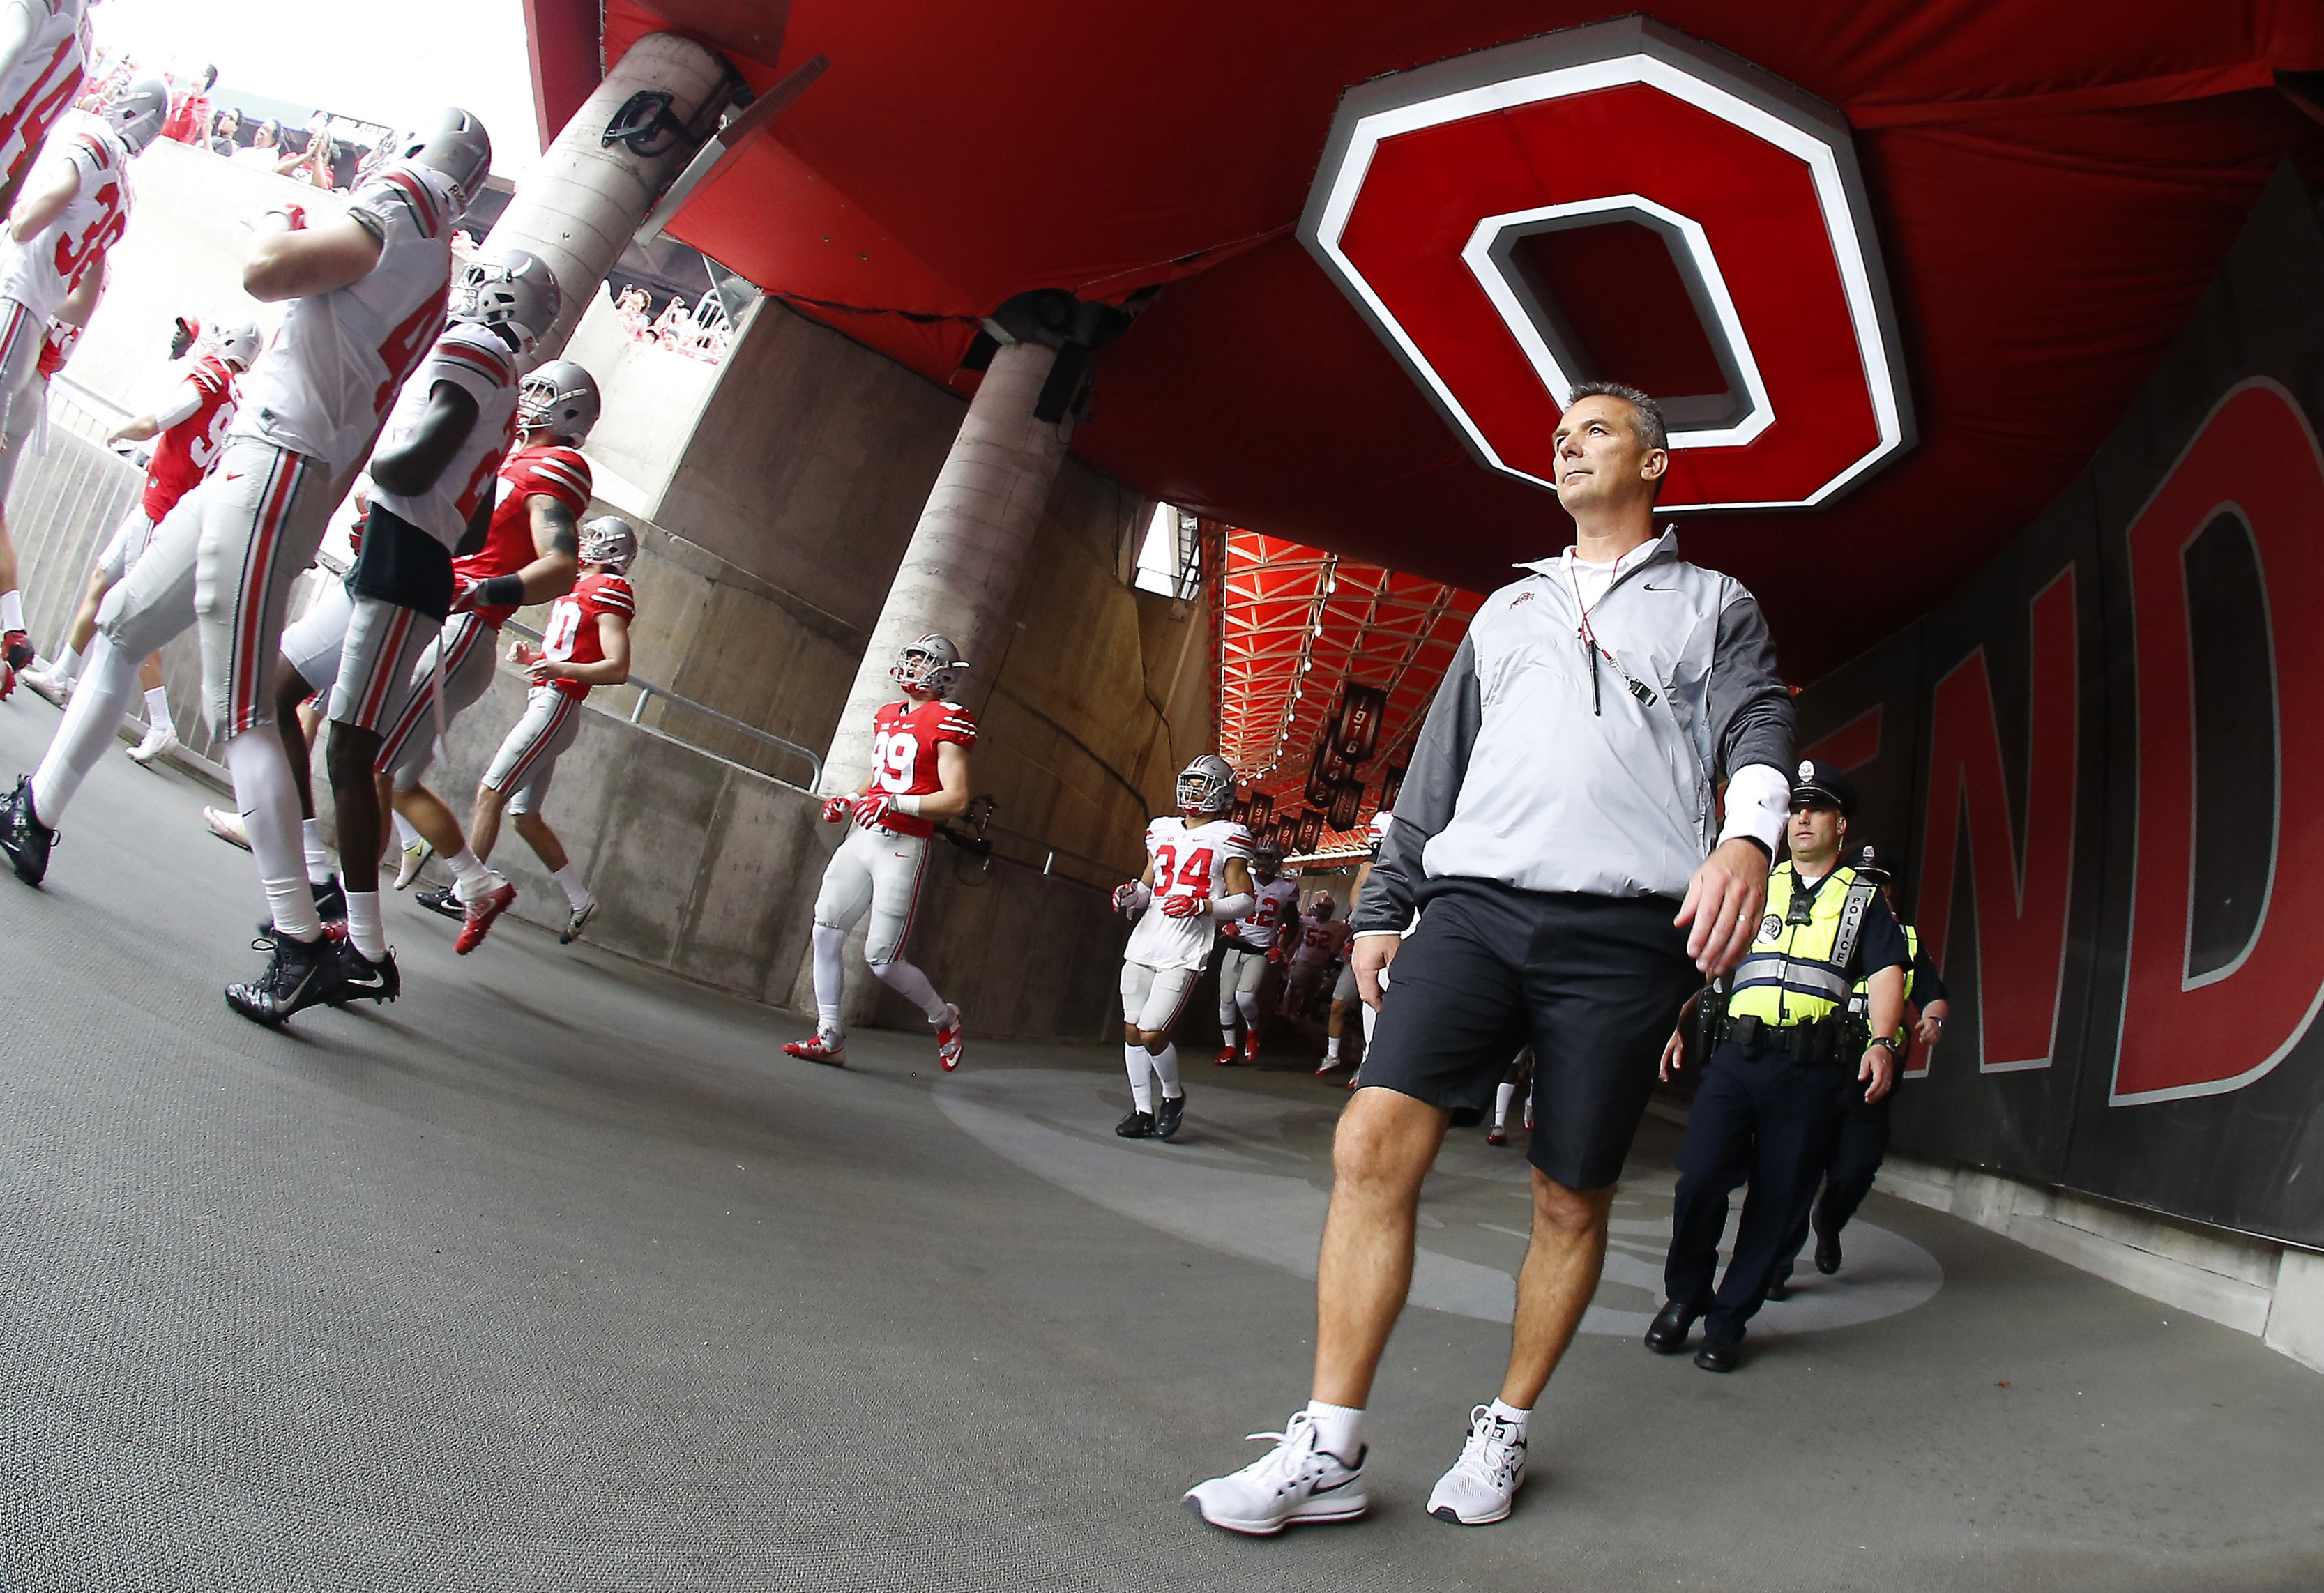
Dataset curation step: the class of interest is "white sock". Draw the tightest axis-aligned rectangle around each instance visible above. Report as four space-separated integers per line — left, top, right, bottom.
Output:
301 817 333 883
344 888 385 960
550 862 591 910
1305 1399 1363 1460
1123 1044 1154 1114
1326 1035 1342 1060
0 588 22 632
51 641 79 682
141 685 170 728
392 809 420 850
1494 1081 1516 1130
447 847 501 903
225 727 319 940
1150 1042 1182 1100
30 634 135 821
1488 1397 1530 1438
872 956 948 1023
810 922 847 1030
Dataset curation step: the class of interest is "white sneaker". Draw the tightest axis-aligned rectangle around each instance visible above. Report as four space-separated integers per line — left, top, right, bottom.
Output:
393 840 434 891
559 897 598 945
18 662 70 706
126 722 178 766
1426 1405 1527 1525
1183 1411 1369 1535
203 805 251 851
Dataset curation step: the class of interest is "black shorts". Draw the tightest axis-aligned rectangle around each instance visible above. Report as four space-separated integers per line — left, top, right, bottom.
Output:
1360 878 1700 1189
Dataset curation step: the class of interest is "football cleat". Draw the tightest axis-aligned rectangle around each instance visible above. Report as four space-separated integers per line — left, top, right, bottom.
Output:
1114 1110 1155 1138
783 1030 846 1067
224 927 344 1027
1 775 56 885
934 1003 964 1071
1314 1055 1341 1077
1214 1043 1240 1067
1243 1029 1263 1063
203 805 251 851
393 839 434 890
413 885 462 920
1183 1412 1369 1535
310 874 347 924
330 943 400 1005
559 897 598 945
126 722 178 766
1486 1125 1509 1146
1 630 30 671
18 660 70 705
1427 1405 1527 1526
453 880 517 954
1155 1093 1185 1141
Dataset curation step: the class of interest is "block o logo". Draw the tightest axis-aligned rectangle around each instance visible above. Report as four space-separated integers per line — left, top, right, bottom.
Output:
1298 18 1915 512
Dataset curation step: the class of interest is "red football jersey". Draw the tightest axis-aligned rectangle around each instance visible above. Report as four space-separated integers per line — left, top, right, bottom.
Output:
141 353 237 520
455 441 592 627
540 570 634 701
865 698 978 838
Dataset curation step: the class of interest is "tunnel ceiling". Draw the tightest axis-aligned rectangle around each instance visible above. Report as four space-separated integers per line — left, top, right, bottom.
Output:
531 0 2324 682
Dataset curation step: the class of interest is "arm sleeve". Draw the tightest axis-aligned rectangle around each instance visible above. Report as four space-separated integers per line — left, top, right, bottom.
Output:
1707 584 1795 783
1717 761 1790 857
1913 943 1950 1004
150 374 206 432
1351 632 1480 936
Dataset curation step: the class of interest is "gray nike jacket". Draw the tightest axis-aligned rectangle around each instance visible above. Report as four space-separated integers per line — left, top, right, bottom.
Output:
1351 529 1795 934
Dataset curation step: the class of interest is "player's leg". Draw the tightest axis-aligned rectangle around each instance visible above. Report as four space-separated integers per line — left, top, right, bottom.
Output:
861 831 963 1068
274 580 353 907
1238 948 1268 1060
1132 963 1199 1140
124 648 179 765
788 825 878 1063
1214 946 1248 1065
20 525 124 700
447 686 572 954
1321 959 1362 1074
0 300 45 680
384 617 498 907
499 710 593 943
326 594 440 967
1117 961 1160 1134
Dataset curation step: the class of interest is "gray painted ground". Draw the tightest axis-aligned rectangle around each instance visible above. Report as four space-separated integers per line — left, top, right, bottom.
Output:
3 694 2321 1592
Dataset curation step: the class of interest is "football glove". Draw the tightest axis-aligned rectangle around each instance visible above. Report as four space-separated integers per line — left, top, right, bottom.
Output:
820 796 850 824
1160 894 1207 920
448 576 482 613
1111 881 1143 914
851 793 894 830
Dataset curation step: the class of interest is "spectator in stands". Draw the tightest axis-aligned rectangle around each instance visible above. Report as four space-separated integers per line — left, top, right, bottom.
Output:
233 119 281 168
278 112 335 188
206 109 240 157
650 295 690 346
162 66 217 146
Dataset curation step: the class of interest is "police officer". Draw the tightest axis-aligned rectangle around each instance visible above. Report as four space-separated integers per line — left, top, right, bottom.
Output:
1766 842 1949 1296
1646 760 1910 1371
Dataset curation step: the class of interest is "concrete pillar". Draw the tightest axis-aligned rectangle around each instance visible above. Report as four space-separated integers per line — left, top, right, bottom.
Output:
821 338 1071 795
480 32 732 360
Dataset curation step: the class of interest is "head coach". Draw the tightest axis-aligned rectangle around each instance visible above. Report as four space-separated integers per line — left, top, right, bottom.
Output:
1183 383 1796 1535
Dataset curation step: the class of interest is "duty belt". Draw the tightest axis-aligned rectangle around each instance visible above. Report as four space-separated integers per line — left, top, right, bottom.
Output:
1714 1012 1851 1065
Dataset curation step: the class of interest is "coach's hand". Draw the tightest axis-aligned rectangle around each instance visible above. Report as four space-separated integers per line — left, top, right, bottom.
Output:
1676 837 1770 977
1657 1026 1687 1082
1351 933 1398 1009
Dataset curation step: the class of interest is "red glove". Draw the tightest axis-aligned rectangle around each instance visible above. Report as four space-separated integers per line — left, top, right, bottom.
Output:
1111 882 1142 913
851 793 894 830
1161 893 1207 920
1268 943 1286 966
266 201 308 231
820 796 850 824
448 575 482 613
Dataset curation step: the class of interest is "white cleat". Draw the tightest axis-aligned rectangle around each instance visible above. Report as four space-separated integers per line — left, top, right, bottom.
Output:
393 839 434 890
126 722 179 767
559 897 598 945
934 1002 964 1071
1183 1412 1369 1536
17 662 70 706
203 805 251 851
1426 1405 1527 1526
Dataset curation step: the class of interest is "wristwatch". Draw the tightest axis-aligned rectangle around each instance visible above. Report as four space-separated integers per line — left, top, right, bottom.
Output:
1869 1035 1903 1055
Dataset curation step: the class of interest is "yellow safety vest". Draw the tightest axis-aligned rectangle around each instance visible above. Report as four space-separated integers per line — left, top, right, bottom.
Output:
1845 923 1918 1044
1727 862 1882 1029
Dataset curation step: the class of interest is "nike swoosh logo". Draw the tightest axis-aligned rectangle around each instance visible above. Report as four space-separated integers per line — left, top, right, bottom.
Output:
1643 581 1676 591
225 472 244 480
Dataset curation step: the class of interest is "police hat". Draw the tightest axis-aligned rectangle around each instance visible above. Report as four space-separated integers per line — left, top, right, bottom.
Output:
1790 758 1857 818
1848 842 1894 883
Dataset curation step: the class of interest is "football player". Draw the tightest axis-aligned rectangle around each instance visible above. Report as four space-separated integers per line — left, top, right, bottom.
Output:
1487 1048 1535 1147
0 109 488 1031
0 0 93 215
447 513 636 949
1282 892 1351 1032
391 358 593 896
0 73 160 699
6 259 100 701
1213 839 1297 1065
271 247 551 991
782 634 975 1071
1109 754 1256 1140
23 314 261 770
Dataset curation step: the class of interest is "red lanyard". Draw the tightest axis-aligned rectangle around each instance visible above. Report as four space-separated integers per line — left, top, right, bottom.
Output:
1566 561 1659 715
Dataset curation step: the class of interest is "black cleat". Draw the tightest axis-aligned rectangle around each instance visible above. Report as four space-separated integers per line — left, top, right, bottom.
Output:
1644 1298 1699 1354
1 775 56 886
330 943 400 1005
311 874 347 924
1155 1093 1185 1141
414 885 462 922
1693 1336 1744 1373
224 927 344 1028
1115 1110 1155 1138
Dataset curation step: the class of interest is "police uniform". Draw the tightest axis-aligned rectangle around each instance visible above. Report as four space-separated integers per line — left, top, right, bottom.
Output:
1654 761 1909 1361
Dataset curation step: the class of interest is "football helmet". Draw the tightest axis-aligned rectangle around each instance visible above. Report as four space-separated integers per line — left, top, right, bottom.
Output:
395 107 492 213
891 634 966 696
517 360 599 441
579 515 638 574
1176 754 1237 817
450 248 561 355
208 317 262 371
105 76 171 155
1251 841 1282 880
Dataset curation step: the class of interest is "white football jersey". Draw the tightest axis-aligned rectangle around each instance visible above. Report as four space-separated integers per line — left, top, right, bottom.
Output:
1231 877 1301 949
367 321 519 548
0 121 124 319
231 162 457 474
0 4 89 201
1125 816 1254 973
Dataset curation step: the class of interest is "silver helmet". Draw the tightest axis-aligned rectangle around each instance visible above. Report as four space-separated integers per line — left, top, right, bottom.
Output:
1252 841 1283 878
578 515 637 574
395 107 491 212
450 247 561 356
891 634 966 696
106 75 172 155
516 359 598 441
1176 754 1237 816
208 317 263 370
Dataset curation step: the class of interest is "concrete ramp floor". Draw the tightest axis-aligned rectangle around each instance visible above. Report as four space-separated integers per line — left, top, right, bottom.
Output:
2 696 2321 1592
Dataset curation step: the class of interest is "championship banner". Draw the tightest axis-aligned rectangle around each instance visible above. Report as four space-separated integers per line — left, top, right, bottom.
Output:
1334 683 1388 763
1380 765 1406 814
1245 791 1273 829
1326 778 1366 832
1294 810 1326 855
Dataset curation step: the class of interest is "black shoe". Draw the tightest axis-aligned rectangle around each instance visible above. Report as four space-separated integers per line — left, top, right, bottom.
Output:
225 927 344 1028
415 885 462 921
1693 1336 1744 1373
1644 1298 1699 1354
0 775 55 886
1815 1230 1843 1276
331 942 399 1005
1115 1110 1155 1138
311 874 347 924
1765 1270 1793 1302
1155 1094 1185 1141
